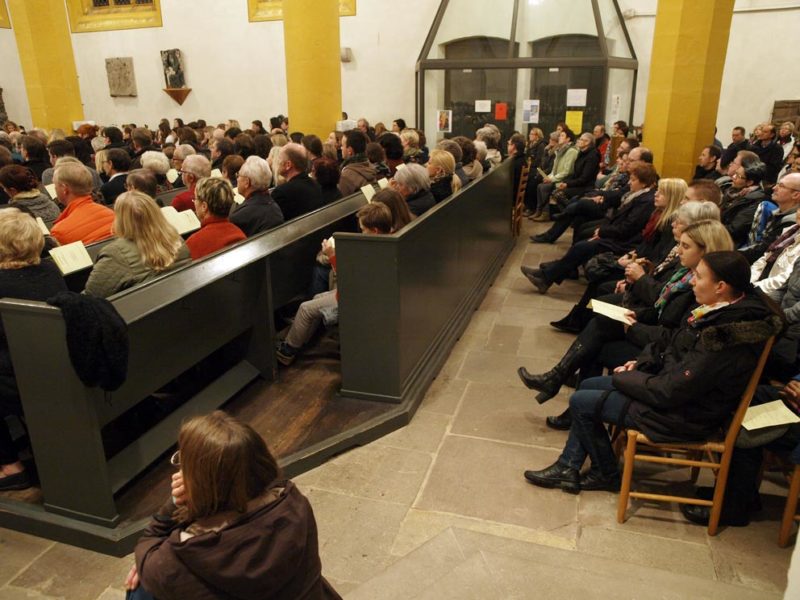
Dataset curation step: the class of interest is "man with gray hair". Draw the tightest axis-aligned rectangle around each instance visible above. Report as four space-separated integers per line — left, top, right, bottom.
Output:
271 142 323 221
230 155 284 236
172 154 211 212
391 163 435 216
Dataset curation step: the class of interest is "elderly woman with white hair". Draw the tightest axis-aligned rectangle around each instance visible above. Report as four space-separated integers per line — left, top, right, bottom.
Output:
230 155 284 237
140 151 171 193
391 163 436 217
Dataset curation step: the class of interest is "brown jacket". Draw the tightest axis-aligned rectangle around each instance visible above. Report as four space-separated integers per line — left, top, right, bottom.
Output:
135 480 341 600
337 159 377 197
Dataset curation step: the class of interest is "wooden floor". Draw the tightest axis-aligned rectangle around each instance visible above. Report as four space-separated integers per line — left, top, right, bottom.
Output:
0 334 396 533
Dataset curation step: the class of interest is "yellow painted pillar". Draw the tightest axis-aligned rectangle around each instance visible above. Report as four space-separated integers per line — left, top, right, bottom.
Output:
643 0 734 178
8 0 84 131
282 0 341 138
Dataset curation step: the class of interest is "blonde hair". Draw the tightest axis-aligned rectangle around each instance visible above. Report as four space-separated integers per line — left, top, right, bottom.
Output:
400 130 419 148
0 208 44 268
195 177 234 217
94 149 107 175
428 148 461 194
113 191 184 271
683 219 734 255
656 178 687 230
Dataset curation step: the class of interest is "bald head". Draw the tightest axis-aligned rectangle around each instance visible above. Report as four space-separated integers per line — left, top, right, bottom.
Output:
774 173 800 211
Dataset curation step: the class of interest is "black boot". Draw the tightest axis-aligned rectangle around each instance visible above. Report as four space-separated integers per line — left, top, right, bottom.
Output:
524 461 580 493
545 408 572 430
549 305 584 334
517 341 588 403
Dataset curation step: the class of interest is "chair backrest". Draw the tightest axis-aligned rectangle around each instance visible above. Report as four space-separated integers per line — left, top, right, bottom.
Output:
723 336 775 447
511 159 530 236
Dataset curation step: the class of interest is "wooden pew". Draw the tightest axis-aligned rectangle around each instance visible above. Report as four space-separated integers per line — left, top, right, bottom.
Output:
335 159 513 404
0 192 367 539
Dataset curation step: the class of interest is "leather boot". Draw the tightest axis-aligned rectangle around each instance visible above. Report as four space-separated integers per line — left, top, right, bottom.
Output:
545 407 572 431
517 340 588 403
524 461 580 493
549 305 583 334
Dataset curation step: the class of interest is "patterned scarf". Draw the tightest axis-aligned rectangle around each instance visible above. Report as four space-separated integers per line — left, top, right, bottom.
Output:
653 245 679 276
762 224 800 270
654 266 693 315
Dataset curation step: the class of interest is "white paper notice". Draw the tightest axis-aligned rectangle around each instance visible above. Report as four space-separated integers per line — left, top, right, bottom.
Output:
566 88 588 107
378 178 389 190
45 184 57 199
35 217 49 235
232 187 245 204
522 99 540 123
161 206 201 235
742 400 800 431
589 299 635 325
361 184 376 202
210 168 223 179
475 100 491 113
49 241 93 274
611 94 622 122
166 168 179 184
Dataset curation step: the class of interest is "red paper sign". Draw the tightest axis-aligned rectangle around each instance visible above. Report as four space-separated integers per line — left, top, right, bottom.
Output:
495 102 508 120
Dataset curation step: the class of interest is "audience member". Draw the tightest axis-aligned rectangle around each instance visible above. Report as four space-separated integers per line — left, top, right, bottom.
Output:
20 135 49 181
130 128 156 169
210 138 234 171
391 163 435 217
719 126 749 171
301 134 323 162
694 145 721 180
0 208 67 491
125 411 340 600
312 157 342 205
532 129 578 221
100 148 132 205
338 130 377 196
271 143 324 221
172 154 211 212
0 165 61 227
222 154 244 187
186 177 246 260
427 148 461 203
378 133 404 176
84 191 190 298
230 156 284 237
750 123 784 184
126 169 159 200
50 162 114 245
366 142 391 180
720 160 767 246
372 188 414 232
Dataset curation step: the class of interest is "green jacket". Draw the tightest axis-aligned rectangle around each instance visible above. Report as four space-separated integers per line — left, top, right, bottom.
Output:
549 144 579 183
84 237 191 299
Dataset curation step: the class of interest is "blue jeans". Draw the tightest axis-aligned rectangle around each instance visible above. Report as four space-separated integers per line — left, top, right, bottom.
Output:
126 586 156 600
558 376 636 475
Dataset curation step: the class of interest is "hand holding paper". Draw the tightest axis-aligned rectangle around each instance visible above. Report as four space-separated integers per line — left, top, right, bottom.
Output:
589 299 636 325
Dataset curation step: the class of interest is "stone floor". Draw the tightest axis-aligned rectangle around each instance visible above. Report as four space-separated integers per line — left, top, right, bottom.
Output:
0 219 795 599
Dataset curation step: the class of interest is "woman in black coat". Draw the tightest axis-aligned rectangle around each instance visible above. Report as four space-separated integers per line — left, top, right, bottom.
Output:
523 251 784 493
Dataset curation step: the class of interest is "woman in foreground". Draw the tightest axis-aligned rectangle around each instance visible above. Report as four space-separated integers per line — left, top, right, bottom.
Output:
125 411 340 600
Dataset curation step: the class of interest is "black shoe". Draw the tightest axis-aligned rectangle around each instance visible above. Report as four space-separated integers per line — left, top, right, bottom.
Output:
679 502 750 527
275 342 299 366
579 469 620 492
517 367 561 403
0 470 31 491
530 233 554 244
524 462 580 493
549 315 582 334
520 265 543 279
545 408 572 430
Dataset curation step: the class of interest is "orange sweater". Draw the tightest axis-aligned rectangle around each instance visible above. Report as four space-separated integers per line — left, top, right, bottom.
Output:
50 196 115 245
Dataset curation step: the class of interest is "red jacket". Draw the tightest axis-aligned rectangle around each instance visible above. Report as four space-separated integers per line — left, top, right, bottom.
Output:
172 188 195 212
186 215 246 260
50 195 114 245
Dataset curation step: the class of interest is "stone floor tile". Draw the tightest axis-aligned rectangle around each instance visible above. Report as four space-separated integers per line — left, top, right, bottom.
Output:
419 377 468 416
293 443 431 506
456 349 552 386
414 436 578 533
483 323 523 355
450 382 569 449
577 525 716 579
305 488 409 584
0 587 61 599
413 552 504 600
346 528 465 600
494 303 572 327
460 309 496 338
325 577 360 597
477 287 508 312
517 325 574 360
390 509 577 558
96 588 125 600
375 409 451 454
0 529 55 588
10 544 131 600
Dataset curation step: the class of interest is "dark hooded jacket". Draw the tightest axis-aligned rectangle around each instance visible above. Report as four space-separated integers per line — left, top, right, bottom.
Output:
135 480 341 600
720 186 768 247
612 293 783 442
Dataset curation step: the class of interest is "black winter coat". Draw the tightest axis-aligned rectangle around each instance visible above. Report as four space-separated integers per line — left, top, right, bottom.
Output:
613 294 783 442
721 187 767 248
597 188 656 247
562 148 600 191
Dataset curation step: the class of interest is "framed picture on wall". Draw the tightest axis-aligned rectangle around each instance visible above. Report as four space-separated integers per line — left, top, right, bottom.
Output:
437 110 452 133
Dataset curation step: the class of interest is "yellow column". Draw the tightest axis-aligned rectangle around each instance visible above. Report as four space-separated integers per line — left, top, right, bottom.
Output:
643 0 734 179
282 0 341 139
8 0 84 131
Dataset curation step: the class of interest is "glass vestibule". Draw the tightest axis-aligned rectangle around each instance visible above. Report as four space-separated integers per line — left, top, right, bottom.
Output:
417 0 637 142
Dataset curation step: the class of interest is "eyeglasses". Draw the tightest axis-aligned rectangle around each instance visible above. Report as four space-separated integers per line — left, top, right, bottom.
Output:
170 450 180 466
777 182 800 193
731 172 745 180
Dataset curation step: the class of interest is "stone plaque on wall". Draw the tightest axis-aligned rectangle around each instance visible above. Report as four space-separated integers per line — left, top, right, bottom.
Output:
0 88 7 124
105 57 137 97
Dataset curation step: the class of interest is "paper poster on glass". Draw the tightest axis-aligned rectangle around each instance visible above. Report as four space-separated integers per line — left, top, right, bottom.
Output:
475 100 491 113
437 110 452 133
522 99 540 123
566 88 587 107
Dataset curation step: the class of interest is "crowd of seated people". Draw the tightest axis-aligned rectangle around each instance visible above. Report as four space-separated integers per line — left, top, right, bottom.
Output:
513 118 800 531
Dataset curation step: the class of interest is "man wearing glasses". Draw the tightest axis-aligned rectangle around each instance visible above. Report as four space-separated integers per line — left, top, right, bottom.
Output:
172 154 211 213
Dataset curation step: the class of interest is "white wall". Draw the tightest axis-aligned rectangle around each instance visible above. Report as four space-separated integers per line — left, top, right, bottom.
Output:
619 0 800 145
0 27 32 127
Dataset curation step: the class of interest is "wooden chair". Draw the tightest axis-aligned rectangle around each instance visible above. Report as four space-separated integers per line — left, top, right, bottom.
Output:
617 337 774 536
511 159 530 237
780 462 800 546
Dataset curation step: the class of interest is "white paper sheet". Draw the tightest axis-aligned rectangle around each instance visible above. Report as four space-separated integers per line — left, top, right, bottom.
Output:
161 206 201 235
378 178 389 189
210 169 223 178
232 187 245 204
566 88 588 107
35 217 49 235
742 400 800 431
589 299 635 324
361 184 376 202
166 168 179 184
45 183 57 199
475 100 491 113
49 241 93 274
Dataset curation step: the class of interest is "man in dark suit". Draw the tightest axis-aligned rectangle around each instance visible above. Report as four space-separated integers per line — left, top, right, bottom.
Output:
271 143 323 221
100 148 131 205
